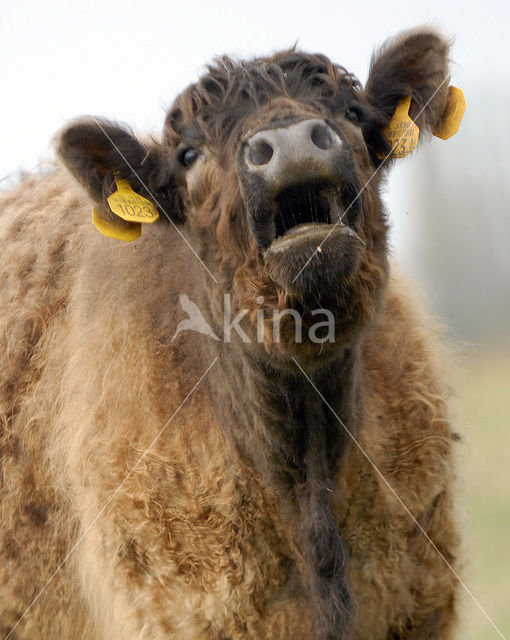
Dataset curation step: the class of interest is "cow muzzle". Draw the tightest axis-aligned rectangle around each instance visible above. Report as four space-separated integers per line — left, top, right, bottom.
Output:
245 118 343 191
239 118 364 298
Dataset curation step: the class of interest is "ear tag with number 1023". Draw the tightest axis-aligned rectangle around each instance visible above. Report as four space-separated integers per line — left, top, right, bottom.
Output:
379 95 419 159
107 178 159 223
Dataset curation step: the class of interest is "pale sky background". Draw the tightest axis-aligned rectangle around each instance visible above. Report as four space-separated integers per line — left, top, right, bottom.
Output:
1 0 509 337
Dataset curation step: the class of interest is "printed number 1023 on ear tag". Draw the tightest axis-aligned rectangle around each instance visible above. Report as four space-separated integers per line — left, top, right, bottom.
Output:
379 95 419 159
107 179 159 223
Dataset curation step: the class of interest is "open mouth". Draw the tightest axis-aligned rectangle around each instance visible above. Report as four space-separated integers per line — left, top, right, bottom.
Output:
273 182 341 238
258 180 365 297
264 180 361 254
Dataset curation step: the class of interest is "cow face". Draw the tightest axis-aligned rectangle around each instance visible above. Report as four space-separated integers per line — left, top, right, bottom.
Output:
57 29 451 358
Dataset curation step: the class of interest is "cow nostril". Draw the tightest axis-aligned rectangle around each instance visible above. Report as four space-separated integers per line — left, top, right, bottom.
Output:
248 140 273 166
311 123 332 151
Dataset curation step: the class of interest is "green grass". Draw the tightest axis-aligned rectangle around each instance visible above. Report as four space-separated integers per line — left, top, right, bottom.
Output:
457 349 510 640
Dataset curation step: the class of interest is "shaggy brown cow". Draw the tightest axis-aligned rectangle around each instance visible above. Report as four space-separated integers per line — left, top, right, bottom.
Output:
0 28 462 640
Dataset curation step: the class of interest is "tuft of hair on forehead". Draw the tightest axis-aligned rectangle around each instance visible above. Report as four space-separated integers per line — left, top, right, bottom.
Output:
165 49 362 145
205 48 361 101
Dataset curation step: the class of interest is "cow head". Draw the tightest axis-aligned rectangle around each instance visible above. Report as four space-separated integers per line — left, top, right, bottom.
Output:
57 28 452 361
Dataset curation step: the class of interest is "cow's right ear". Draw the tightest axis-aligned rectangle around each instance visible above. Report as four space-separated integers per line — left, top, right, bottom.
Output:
56 118 183 226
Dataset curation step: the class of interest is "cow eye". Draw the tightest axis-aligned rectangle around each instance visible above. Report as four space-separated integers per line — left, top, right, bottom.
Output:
345 108 360 123
180 148 199 168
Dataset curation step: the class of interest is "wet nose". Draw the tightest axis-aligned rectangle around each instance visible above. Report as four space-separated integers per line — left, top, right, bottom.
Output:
244 119 342 190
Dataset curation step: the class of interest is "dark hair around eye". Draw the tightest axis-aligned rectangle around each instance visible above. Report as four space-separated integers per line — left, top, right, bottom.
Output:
179 148 199 168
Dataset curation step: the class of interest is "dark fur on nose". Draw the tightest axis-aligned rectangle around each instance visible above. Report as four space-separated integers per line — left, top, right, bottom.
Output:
245 119 342 193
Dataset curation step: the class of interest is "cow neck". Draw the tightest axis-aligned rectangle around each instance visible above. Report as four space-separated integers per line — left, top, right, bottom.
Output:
209 341 362 493
207 339 363 640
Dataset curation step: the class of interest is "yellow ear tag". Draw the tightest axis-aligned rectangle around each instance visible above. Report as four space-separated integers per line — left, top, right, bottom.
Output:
107 178 159 223
379 95 419 159
433 86 466 140
92 207 141 242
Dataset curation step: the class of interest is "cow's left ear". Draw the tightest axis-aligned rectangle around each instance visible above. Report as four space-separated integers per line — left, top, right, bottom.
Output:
56 118 183 229
362 28 453 162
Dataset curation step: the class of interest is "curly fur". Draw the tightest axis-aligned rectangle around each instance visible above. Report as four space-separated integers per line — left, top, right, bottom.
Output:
1 27 461 640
